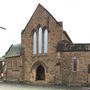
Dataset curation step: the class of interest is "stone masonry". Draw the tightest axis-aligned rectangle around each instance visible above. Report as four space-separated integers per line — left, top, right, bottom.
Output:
3 4 90 86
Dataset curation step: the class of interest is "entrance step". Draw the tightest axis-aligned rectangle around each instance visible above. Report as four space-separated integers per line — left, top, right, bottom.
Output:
32 80 47 85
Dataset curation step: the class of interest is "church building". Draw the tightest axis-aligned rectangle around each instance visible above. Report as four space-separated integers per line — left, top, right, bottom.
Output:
3 4 90 86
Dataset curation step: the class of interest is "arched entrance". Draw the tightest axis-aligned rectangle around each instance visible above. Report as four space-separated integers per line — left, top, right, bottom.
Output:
36 65 45 80
31 61 47 81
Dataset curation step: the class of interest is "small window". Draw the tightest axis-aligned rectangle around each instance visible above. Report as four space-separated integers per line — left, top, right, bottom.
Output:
72 57 77 71
88 64 90 74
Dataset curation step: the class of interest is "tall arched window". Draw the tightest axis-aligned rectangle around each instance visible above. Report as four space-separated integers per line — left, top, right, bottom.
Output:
33 32 37 54
38 27 42 54
33 27 48 55
44 29 48 53
72 57 77 71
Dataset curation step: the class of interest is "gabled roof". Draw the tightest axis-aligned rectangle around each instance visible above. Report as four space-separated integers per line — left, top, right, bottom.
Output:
5 44 21 58
21 4 72 42
22 4 63 34
63 31 72 43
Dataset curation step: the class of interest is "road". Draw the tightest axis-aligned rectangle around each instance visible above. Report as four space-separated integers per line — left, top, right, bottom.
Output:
0 82 89 90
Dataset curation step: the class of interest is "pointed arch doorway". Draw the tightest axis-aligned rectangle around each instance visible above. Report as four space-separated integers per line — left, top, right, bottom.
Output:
31 61 47 81
36 65 45 80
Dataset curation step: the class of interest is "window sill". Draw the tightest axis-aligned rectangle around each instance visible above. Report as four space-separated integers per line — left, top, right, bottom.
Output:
32 53 48 57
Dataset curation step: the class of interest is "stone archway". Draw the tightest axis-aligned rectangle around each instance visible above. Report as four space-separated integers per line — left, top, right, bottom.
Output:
31 61 47 81
36 65 45 80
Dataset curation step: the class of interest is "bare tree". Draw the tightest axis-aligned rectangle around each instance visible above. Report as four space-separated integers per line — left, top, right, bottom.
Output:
0 26 6 30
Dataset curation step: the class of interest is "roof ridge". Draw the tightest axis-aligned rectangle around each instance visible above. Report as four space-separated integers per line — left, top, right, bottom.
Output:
22 3 62 34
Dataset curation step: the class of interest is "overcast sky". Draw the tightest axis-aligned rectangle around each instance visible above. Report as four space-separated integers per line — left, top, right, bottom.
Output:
0 0 90 56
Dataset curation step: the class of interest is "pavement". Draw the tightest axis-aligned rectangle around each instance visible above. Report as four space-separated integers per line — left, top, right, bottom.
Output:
0 81 90 90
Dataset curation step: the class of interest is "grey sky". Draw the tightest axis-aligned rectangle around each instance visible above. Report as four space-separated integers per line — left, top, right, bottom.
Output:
0 0 90 56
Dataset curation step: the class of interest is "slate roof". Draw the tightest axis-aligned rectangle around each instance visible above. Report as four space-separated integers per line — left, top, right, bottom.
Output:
0 57 5 61
5 44 21 58
56 43 90 51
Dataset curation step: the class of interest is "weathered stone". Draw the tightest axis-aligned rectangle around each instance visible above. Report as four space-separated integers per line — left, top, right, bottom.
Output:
3 4 90 86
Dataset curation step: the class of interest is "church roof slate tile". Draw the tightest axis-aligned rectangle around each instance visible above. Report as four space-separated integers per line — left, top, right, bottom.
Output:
5 44 21 58
0 57 5 61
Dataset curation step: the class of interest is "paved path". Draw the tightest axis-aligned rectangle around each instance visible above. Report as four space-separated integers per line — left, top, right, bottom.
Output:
0 82 90 90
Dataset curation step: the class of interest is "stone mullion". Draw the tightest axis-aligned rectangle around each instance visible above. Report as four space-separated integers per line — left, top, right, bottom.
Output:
42 30 44 54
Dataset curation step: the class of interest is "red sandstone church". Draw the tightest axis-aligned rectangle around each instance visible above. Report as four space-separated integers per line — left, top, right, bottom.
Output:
2 4 90 86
